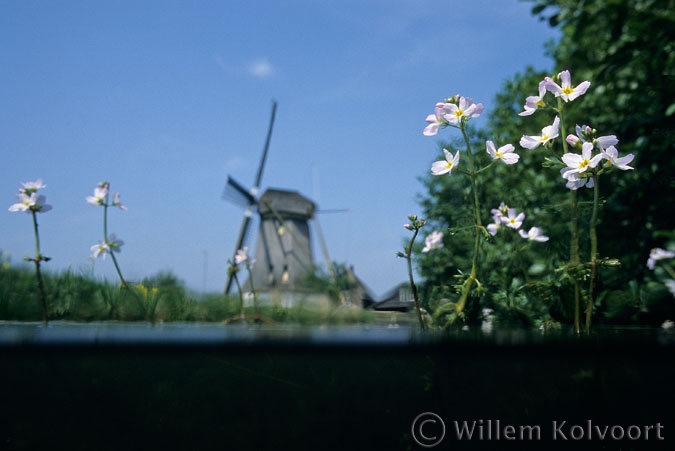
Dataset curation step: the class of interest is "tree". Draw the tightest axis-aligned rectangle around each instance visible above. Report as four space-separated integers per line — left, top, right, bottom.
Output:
416 0 675 326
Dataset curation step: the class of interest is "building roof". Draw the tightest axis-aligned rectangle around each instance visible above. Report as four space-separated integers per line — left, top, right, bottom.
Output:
258 188 315 219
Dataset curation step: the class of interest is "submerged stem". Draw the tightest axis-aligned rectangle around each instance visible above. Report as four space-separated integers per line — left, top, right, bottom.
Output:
586 172 600 332
558 98 582 335
31 210 48 324
405 227 426 331
454 124 482 318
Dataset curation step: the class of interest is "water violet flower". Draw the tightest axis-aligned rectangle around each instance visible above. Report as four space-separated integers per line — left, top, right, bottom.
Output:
422 231 444 253
518 80 547 116
544 70 591 102
519 226 550 242
520 116 560 149
9 192 52 213
647 248 675 270
442 96 484 125
601 145 634 170
501 208 525 230
486 140 519 164
431 148 460 176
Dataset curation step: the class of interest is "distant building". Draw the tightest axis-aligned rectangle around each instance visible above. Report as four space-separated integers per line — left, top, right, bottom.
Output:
370 283 415 312
342 265 377 309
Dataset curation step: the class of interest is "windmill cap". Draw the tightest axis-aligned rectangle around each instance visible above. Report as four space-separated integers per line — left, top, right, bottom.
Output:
259 188 315 218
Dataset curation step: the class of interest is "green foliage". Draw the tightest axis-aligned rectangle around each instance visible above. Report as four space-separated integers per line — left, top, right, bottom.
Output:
415 0 675 327
299 262 358 304
0 263 374 325
527 0 675 278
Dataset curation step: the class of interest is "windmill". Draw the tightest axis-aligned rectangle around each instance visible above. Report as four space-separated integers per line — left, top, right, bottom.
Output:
223 101 319 296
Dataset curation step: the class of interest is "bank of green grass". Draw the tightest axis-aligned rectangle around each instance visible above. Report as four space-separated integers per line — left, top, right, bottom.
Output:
0 264 375 324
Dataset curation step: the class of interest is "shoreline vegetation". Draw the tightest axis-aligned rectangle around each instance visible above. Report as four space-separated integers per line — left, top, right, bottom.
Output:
0 264 376 325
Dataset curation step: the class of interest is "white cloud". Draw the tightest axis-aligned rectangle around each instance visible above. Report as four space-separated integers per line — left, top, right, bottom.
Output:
248 57 275 79
214 55 277 80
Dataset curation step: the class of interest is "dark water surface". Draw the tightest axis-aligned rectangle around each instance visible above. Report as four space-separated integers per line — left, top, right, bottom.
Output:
0 322 673 450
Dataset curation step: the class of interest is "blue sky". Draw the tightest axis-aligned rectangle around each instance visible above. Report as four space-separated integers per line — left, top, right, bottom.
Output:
1 0 559 298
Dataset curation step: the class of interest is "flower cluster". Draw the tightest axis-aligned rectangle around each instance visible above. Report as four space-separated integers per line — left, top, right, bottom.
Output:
517 70 634 190
426 96 521 176
87 182 127 260
486 202 549 242
8 179 52 214
560 129 633 190
423 95 484 136
86 182 127 210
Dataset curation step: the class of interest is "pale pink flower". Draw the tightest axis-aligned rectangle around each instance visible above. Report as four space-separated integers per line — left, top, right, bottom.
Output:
601 145 634 171
647 248 675 270
544 70 591 102
560 168 595 190
519 226 549 242
520 116 560 149
431 149 460 176
90 241 111 260
487 222 501 236
19 178 47 195
486 140 519 165
422 231 444 253
501 208 525 230
442 96 483 125
423 103 450 136
9 192 52 213
234 247 249 265
86 185 109 206
518 80 547 116
111 192 128 211
561 142 603 180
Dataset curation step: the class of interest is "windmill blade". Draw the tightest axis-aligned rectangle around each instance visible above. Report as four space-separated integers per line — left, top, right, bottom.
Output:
313 214 346 305
224 100 277 295
223 176 256 207
253 100 277 190
225 206 255 295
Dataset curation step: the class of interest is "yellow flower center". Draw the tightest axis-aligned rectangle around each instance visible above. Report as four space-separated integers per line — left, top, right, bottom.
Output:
579 158 591 169
455 109 465 118
562 86 575 96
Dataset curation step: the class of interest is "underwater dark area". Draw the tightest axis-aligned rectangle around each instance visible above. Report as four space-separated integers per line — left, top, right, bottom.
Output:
0 323 673 451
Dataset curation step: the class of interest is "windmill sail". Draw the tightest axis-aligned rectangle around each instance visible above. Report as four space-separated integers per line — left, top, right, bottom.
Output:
224 101 277 295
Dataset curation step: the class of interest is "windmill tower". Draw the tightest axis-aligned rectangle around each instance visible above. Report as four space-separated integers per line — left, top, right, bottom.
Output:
250 188 315 291
223 101 318 298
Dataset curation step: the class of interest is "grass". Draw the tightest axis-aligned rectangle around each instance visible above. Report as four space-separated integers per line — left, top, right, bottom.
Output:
0 264 376 324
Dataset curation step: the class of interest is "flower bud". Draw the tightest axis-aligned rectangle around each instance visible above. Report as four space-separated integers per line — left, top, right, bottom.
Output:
566 134 581 148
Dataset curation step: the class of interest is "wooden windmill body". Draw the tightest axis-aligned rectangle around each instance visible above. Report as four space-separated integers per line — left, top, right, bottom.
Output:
223 101 322 303
248 188 316 292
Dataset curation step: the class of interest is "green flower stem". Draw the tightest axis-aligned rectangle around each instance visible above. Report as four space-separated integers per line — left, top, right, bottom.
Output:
557 97 582 334
30 210 48 324
404 227 426 330
109 252 131 291
102 202 131 291
586 172 600 332
454 124 482 317
232 270 246 320
245 265 259 314
662 263 675 280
